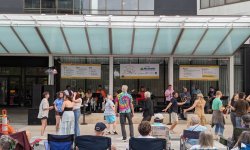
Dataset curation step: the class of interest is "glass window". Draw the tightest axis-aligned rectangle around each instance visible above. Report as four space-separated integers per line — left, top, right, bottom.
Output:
200 0 210 8
98 0 106 10
226 0 241 4
0 67 21 75
82 0 90 10
123 0 138 10
41 0 56 8
107 0 122 10
210 0 225 7
139 0 154 10
25 67 47 76
58 0 73 9
234 50 243 65
24 0 40 8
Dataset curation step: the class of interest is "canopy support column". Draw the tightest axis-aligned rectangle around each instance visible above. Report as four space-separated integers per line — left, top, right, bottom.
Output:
228 56 234 99
109 56 114 96
48 55 54 85
168 56 174 86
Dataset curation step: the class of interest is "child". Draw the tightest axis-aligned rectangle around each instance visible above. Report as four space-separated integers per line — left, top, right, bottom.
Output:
37 91 53 136
104 95 118 135
162 92 187 134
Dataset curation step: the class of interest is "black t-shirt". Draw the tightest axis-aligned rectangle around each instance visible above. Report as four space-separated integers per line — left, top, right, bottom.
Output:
170 98 178 113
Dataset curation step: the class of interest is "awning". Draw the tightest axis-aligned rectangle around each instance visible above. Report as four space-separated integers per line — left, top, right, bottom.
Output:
0 14 250 56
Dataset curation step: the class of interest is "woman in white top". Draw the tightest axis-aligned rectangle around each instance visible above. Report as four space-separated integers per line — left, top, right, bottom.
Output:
190 131 217 149
73 92 82 137
37 91 53 136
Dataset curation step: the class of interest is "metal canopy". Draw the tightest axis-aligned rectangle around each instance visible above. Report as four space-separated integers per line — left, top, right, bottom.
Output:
0 14 250 56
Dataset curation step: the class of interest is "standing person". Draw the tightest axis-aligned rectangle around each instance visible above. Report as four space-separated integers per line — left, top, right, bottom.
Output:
104 94 118 135
37 91 53 136
136 86 146 105
162 92 187 133
140 91 154 122
54 91 64 133
60 95 75 135
96 85 107 111
184 93 206 125
73 92 82 137
115 85 134 142
211 91 225 139
85 89 93 112
230 92 249 128
64 85 73 97
164 85 174 105
228 93 239 128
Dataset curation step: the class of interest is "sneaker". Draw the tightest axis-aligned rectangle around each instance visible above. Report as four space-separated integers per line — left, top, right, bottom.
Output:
122 138 127 142
113 131 118 135
106 131 111 135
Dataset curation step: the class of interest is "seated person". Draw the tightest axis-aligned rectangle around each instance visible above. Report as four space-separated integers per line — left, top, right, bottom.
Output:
0 119 15 135
232 131 250 150
190 131 217 149
94 122 116 150
182 116 207 147
0 135 17 150
242 114 250 128
151 114 170 138
138 121 155 138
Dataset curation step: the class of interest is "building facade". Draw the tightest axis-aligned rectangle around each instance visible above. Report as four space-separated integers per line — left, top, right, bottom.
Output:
0 0 249 108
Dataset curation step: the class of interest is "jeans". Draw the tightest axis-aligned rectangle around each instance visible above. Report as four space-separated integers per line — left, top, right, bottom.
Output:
120 113 134 139
73 109 81 137
235 116 242 128
97 99 103 110
230 112 237 128
215 123 224 136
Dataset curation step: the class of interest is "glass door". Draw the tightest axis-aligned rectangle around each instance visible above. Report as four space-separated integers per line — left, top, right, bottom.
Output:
0 78 7 105
9 77 21 106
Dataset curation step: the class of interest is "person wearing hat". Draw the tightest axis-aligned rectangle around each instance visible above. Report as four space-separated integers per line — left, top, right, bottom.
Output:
94 122 107 136
184 93 206 126
94 122 117 150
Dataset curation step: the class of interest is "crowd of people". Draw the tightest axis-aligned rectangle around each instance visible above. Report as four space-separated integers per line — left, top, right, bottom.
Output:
2 83 250 150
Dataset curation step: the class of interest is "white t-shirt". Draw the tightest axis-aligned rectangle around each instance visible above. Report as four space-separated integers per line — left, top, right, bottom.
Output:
37 98 49 118
190 145 217 149
73 98 82 110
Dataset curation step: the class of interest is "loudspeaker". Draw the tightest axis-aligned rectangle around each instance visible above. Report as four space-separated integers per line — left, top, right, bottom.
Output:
28 108 56 125
43 85 55 106
32 84 43 109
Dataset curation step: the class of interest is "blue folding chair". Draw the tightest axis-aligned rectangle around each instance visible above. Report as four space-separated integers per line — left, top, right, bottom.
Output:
75 135 111 150
47 134 74 150
129 137 167 150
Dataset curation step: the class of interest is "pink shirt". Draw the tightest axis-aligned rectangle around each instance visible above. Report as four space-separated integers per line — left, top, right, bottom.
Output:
165 89 174 101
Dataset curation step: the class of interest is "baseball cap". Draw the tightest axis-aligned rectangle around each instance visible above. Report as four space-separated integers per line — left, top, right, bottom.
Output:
154 113 164 120
95 122 107 132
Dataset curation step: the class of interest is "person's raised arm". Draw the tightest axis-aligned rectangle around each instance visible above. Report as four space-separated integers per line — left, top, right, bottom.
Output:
162 102 172 112
184 100 198 113
178 100 187 106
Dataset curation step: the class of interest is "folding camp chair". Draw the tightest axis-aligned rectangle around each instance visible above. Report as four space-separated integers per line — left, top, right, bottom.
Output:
129 137 167 150
0 131 32 150
180 130 201 150
75 135 111 150
47 134 74 150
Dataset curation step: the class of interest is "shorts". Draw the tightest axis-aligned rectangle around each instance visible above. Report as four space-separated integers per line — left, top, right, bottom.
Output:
171 112 178 123
40 117 48 120
105 115 116 124
55 112 63 116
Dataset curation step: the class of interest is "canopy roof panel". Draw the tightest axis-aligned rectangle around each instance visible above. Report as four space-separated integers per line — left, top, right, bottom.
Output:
0 14 250 56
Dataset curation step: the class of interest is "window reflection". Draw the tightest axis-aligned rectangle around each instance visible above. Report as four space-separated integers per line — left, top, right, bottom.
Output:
201 0 250 9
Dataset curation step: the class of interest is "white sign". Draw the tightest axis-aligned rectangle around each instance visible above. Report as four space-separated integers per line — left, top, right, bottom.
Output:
179 65 219 81
61 64 101 79
120 64 159 79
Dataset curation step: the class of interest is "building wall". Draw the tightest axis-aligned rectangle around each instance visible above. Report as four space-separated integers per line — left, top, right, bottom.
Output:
197 0 250 15
155 0 197 15
0 0 23 13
